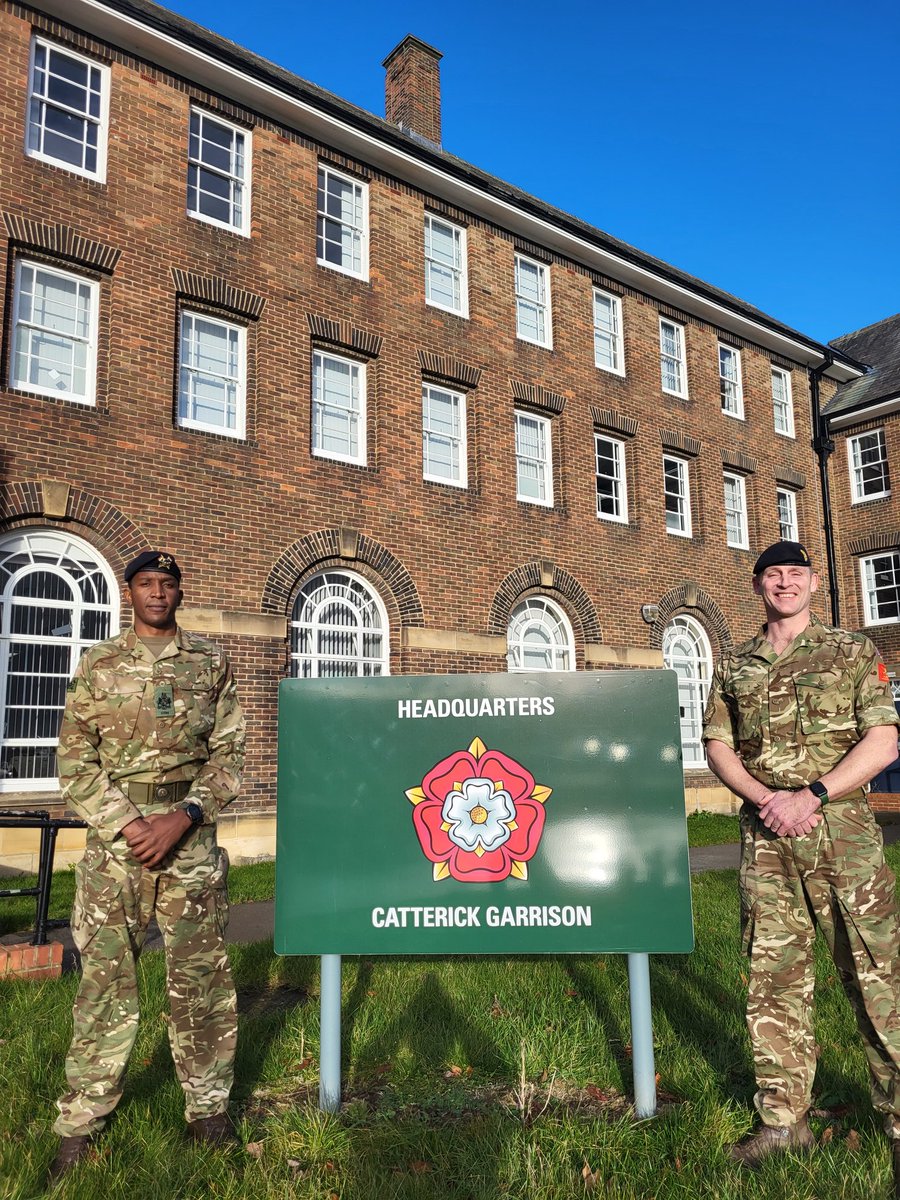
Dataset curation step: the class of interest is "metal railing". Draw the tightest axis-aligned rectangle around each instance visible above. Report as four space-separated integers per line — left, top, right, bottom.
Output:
0 810 87 945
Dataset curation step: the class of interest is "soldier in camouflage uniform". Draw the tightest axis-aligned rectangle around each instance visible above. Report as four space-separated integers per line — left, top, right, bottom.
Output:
702 541 900 1175
49 551 245 1181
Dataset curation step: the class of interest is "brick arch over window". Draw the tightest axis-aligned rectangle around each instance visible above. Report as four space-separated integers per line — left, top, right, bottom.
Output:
488 563 601 643
0 481 149 577
648 583 732 658
262 529 424 626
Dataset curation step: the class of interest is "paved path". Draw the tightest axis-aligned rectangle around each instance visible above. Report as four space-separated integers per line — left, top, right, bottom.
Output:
5 818 899 965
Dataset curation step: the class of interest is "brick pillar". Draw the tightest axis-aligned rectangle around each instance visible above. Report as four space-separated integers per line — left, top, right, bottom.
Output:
383 35 442 148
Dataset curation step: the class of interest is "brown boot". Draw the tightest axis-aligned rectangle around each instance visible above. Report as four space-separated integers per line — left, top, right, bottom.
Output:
729 1118 815 1168
186 1113 239 1147
47 1135 94 1184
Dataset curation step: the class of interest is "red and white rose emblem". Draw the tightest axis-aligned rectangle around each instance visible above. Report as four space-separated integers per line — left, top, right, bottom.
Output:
406 737 551 883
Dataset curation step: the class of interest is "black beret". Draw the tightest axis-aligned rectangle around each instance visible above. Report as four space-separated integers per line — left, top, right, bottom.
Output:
124 550 182 583
752 541 812 575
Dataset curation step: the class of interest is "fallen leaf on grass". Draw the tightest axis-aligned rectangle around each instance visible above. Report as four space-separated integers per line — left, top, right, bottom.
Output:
490 994 507 1018
375 1061 392 1075
586 1085 608 1103
409 1160 431 1174
820 1127 833 1145
245 1141 264 1158
581 1159 600 1190
845 1129 861 1151
565 988 579 997
674 1156 682 1173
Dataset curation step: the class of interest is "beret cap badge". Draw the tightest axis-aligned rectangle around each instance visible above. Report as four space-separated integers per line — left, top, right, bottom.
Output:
123 550 182 583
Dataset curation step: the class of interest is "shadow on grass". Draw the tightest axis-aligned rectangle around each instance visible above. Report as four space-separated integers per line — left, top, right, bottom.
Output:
356 967 505 1077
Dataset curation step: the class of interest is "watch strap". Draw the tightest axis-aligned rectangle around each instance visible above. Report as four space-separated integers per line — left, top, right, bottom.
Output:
809 780 829 803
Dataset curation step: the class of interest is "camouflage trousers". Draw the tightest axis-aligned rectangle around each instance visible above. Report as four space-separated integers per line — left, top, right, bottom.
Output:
740 799 900 1134
54 836 237 1137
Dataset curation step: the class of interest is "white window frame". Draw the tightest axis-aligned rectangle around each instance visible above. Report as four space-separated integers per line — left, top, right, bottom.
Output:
663 455 691 537
860 552 900 627
718 344 744 419
316 164 368 280
659 318 687 398
0 529 119 792
595 433 628 523
422 383 467 487
515 254 552 348
290 569 389 677
772 366 794 437
177 310 246 439
26 36 109 182
312 350 367 466
187 107 250 236
777 487 798 542
724 471 749 549
593 289 624 376
848 429 890 503
515 410 553 507
10 259 99 406
507 596 574 672
662 615 713 770
424 214 468 317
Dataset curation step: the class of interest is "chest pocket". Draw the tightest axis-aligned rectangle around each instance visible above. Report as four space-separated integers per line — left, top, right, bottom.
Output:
730 678 764 745
154 662 217 739
91 672 145 741
794 672 856 737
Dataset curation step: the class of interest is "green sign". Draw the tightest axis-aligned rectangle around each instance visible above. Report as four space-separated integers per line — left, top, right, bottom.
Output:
275 671 693 956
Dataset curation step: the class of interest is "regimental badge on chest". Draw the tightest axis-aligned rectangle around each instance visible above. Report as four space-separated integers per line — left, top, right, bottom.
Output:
154 683 174 718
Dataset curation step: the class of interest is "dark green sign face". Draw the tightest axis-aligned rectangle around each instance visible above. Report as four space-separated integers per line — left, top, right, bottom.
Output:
275 672 694 955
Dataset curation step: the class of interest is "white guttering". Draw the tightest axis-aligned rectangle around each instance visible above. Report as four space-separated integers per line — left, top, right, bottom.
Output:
38 0 862 384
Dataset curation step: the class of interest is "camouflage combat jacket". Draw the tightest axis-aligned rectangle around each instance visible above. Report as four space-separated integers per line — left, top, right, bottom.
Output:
702 615 899 791
57 626 245 845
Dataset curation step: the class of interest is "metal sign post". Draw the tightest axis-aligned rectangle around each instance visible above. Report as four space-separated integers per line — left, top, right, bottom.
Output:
276 671 693 1115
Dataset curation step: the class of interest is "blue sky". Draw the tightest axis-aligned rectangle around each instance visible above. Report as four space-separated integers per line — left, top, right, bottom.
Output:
164 0 900 344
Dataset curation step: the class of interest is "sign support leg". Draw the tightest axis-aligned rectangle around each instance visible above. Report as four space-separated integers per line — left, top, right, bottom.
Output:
319 953 342 1112
627 952 656 1118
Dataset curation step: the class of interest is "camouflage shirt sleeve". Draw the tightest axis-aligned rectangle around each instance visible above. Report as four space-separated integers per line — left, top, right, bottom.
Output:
852 637 900 734
183 654 246 822
702 658 738 747
56 654 145 838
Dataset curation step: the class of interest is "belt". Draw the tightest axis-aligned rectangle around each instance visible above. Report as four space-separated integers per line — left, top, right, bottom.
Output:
127 780 192 804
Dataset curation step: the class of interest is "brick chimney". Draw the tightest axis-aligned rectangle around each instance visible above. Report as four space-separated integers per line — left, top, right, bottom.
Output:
383 35 442 149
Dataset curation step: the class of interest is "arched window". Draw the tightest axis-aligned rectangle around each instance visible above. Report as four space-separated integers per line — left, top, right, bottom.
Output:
662 615 713 768
0 530 118 790
507 596 575 672
290 570 389 678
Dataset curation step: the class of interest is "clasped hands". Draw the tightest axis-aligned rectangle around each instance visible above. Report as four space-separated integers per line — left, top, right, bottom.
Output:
756 788 823 838
121 809 193 867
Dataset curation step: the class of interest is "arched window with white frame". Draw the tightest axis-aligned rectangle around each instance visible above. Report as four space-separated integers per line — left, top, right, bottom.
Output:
290 569 389 678
662 614 713 768
0 530 118 790
507 596 575 672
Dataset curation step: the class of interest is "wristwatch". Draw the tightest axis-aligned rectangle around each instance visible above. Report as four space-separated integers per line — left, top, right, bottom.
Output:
182 801 204 826
809 780 829 804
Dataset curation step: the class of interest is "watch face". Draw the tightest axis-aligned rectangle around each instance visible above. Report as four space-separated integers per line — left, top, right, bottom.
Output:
185 803 203 825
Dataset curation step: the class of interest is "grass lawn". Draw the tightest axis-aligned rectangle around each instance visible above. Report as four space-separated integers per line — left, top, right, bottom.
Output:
1 839 897 1198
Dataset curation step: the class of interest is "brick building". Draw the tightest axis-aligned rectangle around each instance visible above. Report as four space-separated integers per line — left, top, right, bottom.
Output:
0 0 873 866
822 316 900 802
